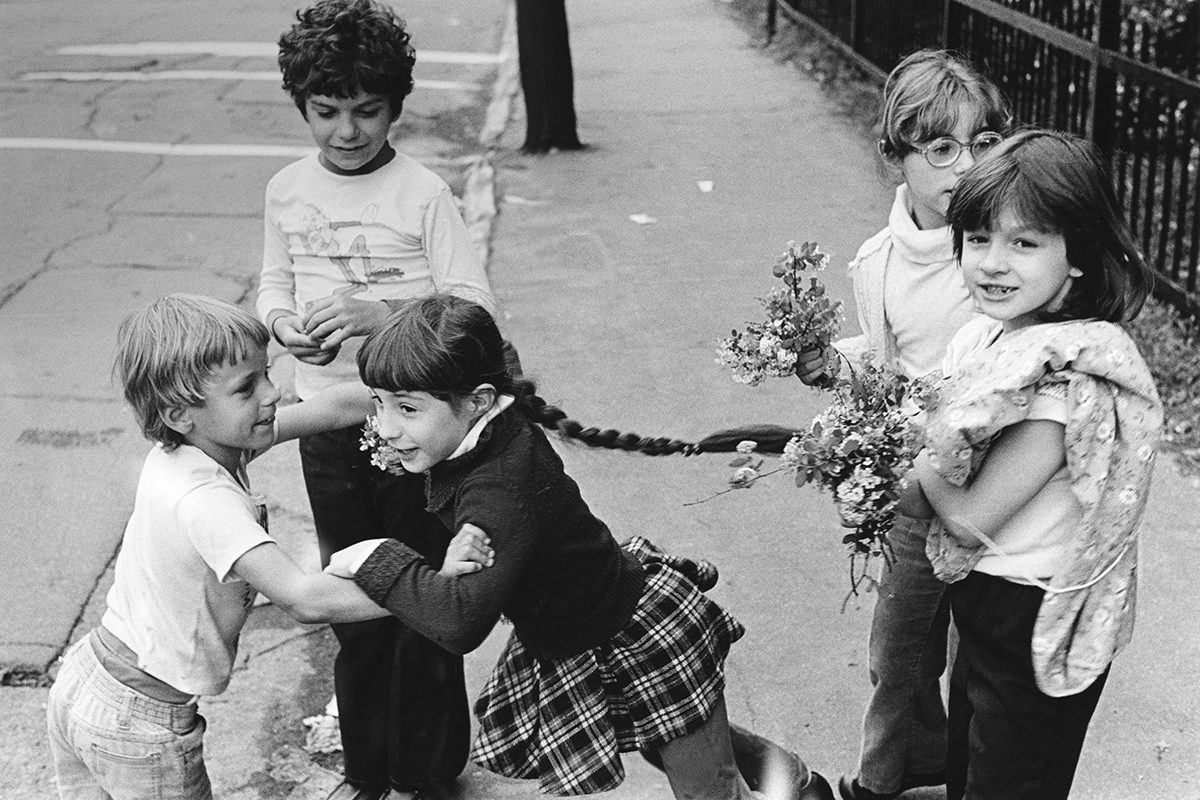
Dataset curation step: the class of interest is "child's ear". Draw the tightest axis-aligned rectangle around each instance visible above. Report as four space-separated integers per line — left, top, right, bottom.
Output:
161 405 194 436
467 384 497 415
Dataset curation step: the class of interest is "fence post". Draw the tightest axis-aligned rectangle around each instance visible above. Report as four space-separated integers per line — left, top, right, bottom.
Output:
766 0 778 43
941 0 953 48
849 0 860 53
1090 0 1119 156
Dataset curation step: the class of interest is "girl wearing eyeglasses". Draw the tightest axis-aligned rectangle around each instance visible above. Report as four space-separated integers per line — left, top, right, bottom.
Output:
796 49 1012 800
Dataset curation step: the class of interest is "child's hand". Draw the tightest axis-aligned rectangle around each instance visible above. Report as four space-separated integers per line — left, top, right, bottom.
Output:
324 539 389 577
301 295 392 350
440 523 494 577
273 314 339 365
896 463 935 519
794 345 829 386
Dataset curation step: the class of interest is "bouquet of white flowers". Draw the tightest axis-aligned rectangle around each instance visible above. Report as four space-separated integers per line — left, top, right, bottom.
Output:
785 364 935 582
716 241 845 387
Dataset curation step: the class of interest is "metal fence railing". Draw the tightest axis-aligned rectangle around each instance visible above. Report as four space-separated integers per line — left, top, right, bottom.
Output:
766 0 1200 316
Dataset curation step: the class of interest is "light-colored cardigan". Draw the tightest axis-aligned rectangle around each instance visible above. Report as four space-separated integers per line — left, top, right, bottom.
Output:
923 318 1162 696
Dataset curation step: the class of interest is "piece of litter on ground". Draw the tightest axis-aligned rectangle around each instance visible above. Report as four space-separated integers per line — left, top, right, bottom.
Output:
302 714 343 754
697 180 714 192
502 194 547 206
629 213 657 225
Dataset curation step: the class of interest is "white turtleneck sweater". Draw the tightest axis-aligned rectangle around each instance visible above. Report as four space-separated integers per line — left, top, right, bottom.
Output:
840 185 979 378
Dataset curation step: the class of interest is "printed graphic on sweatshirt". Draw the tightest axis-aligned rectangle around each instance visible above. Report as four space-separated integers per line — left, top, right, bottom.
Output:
294 203 406 290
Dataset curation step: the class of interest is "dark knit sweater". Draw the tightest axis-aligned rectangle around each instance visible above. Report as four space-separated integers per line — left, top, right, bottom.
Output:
355 407 646 658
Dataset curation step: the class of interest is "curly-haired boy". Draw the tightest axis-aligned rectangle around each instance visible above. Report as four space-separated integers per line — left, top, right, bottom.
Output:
258 2 496 798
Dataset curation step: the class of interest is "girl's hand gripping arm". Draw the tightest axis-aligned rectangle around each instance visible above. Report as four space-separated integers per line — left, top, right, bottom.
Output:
324 523 495 579
441 523 494 575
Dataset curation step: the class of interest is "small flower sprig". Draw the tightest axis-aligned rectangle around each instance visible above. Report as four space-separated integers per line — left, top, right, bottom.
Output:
360 415 406 475
716 240 845 387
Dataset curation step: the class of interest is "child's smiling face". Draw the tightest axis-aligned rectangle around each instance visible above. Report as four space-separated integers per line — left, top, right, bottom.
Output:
960 208 1081 331
305 90 396 172
370 389 480 474
175 344 281 474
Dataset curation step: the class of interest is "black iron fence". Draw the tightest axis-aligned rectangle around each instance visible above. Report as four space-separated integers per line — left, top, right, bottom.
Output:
767 0 1200 315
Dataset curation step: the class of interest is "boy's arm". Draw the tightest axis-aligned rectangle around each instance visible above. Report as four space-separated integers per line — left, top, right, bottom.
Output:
274 382 375 444
258 190 298 326
232 542 388 623
258 187 336 364
424 186 497 317
914 418 1066 546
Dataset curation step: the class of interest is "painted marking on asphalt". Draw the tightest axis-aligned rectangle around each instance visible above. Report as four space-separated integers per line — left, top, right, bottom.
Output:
0 137 454 164
56 42 504 64
0 138 314 157
21 71 479 91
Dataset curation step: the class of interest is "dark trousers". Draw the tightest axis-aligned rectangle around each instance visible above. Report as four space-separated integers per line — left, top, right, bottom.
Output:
515 0 581 151
947 572 1108 800
300 425 469 791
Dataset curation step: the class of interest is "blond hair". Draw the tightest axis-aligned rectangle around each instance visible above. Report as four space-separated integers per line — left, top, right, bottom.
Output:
879 49 1012 160
114 294 269 449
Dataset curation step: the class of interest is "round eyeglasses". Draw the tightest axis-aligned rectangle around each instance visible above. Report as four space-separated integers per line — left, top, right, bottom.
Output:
918 131 1004 168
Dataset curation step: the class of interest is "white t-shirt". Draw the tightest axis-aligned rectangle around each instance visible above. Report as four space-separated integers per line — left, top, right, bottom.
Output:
101 444 274 696
257 151 495 398
941 318 1081 582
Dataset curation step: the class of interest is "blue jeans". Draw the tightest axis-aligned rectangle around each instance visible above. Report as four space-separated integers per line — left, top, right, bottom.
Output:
299 424 469 790
856 514 951 793
46 637 211 800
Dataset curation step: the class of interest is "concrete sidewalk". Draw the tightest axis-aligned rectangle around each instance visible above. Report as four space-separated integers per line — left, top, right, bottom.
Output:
3 0 1196 797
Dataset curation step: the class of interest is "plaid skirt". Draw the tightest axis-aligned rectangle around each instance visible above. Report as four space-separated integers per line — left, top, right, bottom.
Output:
470 536 745 795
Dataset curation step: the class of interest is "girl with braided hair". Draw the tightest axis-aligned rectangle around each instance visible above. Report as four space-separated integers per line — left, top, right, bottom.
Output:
324 293 833 799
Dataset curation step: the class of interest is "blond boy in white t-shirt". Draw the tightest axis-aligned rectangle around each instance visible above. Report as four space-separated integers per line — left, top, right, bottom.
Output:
45 294 488 800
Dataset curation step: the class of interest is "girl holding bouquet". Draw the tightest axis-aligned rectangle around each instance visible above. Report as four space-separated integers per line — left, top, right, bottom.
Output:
902 129 1160 799
798 49 1012 800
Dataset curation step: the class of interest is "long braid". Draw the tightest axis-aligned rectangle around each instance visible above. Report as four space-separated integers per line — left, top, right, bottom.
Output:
515 388 797 457
360 294 800 457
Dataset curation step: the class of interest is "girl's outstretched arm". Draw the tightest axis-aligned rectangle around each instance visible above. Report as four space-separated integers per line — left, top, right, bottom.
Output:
274 382 374 443
915 418 1066 546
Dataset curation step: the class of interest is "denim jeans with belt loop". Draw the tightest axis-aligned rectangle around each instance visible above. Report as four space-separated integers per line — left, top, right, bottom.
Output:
46 636 211 800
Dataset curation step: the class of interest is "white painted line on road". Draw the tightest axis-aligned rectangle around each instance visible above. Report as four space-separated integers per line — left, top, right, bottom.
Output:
0 137 455 165
22 71 480 91
0 138 315 157
56 42 504 64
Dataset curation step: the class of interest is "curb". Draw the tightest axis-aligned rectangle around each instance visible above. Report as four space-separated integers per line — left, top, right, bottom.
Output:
462 0 520 273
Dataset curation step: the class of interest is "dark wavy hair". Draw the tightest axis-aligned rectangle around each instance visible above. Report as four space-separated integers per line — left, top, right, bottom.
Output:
278 0 415 118
357 295 716 456
947 128 1154 323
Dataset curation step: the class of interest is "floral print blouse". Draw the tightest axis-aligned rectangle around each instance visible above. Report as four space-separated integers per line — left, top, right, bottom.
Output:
923 318 1162 697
